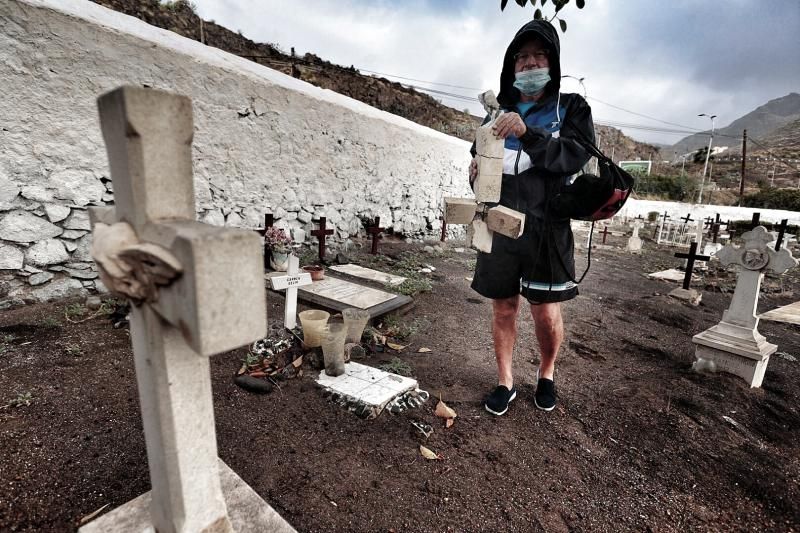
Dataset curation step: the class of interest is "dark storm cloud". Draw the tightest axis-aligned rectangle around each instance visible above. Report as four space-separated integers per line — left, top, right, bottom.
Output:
610 0 800 92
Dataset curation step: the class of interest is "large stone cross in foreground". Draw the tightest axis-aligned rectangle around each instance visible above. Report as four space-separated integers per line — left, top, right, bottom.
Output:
692 226 798 388
81 87 293 532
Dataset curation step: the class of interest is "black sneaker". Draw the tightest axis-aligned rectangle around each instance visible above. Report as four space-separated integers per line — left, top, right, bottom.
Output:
534 377 557 412
485 385 517 416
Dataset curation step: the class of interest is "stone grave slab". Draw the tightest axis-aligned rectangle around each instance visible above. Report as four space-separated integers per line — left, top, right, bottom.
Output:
81 460 295 533
297 275 412 318
316 362 417 415
758 300 800 326
329 263 407 286
648 269 699 283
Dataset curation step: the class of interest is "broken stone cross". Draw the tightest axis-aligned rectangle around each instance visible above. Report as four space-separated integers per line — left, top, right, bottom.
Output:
269 254 312 330
311 216 334 262
692 226 798 388
83 87 292 533
443 92 524 253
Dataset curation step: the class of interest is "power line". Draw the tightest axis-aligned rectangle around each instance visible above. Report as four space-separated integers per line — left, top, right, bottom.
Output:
357 69 483 92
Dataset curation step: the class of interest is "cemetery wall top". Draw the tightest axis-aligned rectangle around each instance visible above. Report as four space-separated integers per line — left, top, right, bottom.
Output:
0 0 473 308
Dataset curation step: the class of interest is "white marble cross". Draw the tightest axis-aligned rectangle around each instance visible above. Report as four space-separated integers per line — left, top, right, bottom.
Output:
693 226 798 387
85 87 271 532
269 254 312 329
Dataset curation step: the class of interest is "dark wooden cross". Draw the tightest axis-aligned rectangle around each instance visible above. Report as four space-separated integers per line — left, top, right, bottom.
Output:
254 213 275 269
714 213 721 225
704 216 713 230
681 213 694 225
750 212 760 229
774 218 789 251
654 211 670 239
440 215 447 242
674 242 710 290
711 223 721 244
367 217 385 255
310 217 334 262
601 226 610 244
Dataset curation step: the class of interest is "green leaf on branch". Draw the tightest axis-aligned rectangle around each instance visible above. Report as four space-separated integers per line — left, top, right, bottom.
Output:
559 19 567 32
500 0 509 11
515 0 528 7
576 0 585 8
534 8 542 19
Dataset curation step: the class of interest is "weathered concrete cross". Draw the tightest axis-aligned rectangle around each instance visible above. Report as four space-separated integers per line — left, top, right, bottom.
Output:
310 216 334 262
750 212 761 229
367 216 385 255
83 87 289 532
693 226 798 387
269 255 312 330
674 242 710 290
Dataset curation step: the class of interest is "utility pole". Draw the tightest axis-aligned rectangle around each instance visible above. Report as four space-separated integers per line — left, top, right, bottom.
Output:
199 19 205 44
739 129 747 206
697 113 716 204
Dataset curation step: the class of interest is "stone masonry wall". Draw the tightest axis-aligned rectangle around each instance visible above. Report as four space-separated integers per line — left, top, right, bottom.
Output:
0 0 472 308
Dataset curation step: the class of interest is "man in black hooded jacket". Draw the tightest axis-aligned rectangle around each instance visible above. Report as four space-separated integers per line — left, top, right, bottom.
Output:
469 19 595 416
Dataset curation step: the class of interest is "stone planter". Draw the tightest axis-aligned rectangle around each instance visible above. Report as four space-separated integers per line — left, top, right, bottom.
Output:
269 251 289 271
302 265 325 281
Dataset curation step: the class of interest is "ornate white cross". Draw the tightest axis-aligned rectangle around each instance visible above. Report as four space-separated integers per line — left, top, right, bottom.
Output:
693 225 797 387
269 254 313 329
88 87 267 532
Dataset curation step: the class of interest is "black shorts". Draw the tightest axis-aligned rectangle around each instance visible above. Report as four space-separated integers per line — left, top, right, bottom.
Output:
471 218 578 304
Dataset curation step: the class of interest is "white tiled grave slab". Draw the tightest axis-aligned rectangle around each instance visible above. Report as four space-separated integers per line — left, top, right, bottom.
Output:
759 300 800 325
316 362 418 407
648 269 699 283
300 276 398 309
330 264 407 286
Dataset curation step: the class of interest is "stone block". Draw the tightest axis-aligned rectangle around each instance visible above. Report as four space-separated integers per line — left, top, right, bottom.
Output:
63 210 92 230
24 239 69 267
28 272 54 286
0 243 24 270
79 459 295 533
0 210 62 242
475 123 504 158
668 287 701 306
467 218 493 253
474 156 503 203
693 344 769 388
485 205 525 239
443 197 476 225
44 204 71 223
30 277 83 302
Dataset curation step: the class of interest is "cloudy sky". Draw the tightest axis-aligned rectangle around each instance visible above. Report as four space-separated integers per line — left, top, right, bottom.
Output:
191 0 799 146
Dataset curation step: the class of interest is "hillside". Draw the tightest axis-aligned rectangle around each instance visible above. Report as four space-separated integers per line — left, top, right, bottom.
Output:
672 93 800 155
89 0 656 157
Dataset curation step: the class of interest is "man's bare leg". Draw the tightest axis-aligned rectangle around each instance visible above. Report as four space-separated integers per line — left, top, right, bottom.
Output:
530 302 564 380
492 295 521 388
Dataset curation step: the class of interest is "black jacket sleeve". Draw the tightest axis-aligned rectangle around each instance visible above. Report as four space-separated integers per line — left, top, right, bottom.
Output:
518 94 595 176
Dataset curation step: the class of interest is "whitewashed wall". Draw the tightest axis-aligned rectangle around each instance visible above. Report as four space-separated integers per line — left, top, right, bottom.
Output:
0 0 472 307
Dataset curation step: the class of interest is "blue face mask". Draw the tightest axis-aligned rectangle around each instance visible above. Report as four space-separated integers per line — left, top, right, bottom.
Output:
513 67 550 96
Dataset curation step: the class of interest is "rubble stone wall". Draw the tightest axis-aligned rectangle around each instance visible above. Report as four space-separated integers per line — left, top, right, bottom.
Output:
0 0 472 308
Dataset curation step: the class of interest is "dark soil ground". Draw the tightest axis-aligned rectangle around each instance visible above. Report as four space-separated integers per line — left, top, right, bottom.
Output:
1 230 799 532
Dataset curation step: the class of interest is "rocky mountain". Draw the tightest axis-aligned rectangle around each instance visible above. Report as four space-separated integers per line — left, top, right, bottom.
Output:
672 93 800 155
89 0 655 156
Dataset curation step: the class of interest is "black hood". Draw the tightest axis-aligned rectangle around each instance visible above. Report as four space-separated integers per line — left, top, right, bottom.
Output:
497 19 561 108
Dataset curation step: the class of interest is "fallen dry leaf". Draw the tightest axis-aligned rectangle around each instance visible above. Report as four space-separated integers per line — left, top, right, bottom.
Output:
419 445 440 460
249 371 266 378
417 347 432 353
445 418 454 428
386 342 407 351
237 364 247 375
435 400 457 419
292 356 303 368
